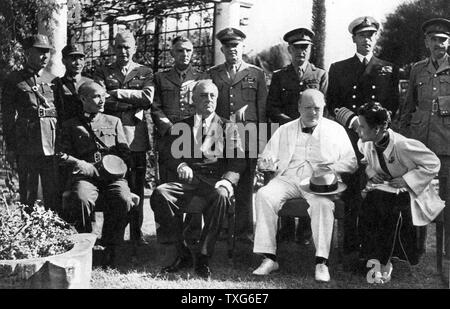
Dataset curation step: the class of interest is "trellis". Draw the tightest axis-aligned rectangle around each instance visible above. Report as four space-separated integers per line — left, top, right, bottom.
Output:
68 0 231 75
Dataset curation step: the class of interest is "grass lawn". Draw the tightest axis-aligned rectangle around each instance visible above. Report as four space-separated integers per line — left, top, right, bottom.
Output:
90 195 448 289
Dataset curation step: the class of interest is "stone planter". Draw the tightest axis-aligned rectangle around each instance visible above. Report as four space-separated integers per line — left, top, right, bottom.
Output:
0 233 97 289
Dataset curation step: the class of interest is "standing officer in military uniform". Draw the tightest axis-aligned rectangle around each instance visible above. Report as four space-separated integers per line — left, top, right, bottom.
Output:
2 34 59 212
400 18 450 257
152 36 205 183
267 27 328 124
54 44 93 122
327 16 400 263
207 27 268 240
267 27 328 244
57 81 133 267
94 31 154 246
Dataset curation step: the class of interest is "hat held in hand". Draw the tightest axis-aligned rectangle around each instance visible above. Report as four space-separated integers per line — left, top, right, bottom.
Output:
300 167 347 195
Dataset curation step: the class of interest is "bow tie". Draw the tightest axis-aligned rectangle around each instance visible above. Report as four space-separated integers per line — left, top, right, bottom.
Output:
302 126 315 134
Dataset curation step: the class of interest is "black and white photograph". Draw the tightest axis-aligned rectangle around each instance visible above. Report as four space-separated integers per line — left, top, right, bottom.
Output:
0 0 449 292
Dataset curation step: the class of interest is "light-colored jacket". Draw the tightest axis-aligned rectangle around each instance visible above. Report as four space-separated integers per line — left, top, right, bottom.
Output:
358 129 445 226
262 117 358 178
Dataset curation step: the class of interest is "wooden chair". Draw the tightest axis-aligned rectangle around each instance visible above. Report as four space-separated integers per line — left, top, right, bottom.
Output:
278 196 346 262
263 171 346 262
183 195 236 260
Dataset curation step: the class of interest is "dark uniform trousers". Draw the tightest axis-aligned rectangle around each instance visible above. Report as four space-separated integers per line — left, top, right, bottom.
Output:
1 67 60 213
151 181 230 257
17 155 59 213
127 151 146 241
327 55 399 254
66 176 133 246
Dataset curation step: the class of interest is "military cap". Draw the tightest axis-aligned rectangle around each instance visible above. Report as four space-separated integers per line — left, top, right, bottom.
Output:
62 44 85 57
348 16 380 35
23 34 53 50
216 27 246 44
115 30 136 45
422 18 450 38
283 28 314 45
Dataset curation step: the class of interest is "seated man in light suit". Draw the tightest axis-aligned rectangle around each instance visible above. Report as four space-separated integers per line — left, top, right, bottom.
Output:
252 89 358 282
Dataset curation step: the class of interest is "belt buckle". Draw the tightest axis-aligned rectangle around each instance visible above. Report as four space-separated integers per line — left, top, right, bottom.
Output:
432 100 439 114
38 107 45 117
94 151 102 163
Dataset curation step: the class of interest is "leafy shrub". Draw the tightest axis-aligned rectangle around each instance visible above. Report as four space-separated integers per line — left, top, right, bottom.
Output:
0 201 76 260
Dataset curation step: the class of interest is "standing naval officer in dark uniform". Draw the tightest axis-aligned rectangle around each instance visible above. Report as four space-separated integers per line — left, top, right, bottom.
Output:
267 27 328 244
2 34 59 212
206 27 268 241
94 31 154 246
327 16 400 264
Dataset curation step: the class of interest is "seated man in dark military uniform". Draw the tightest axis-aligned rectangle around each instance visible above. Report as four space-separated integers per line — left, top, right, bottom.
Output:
150 80 246 279
57 81 134 267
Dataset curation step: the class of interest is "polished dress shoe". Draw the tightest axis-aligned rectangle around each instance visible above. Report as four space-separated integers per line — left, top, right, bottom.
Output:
102 246 118 269
195 261 211 279
161 255 193 273
252 258 279 275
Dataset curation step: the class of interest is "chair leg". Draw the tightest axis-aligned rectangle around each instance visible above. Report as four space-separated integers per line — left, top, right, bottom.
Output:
227 211 236 261
336 219 344 264
436 220 444 275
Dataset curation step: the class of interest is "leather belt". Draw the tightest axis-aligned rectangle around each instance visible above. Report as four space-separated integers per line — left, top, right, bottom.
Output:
38 107 58 118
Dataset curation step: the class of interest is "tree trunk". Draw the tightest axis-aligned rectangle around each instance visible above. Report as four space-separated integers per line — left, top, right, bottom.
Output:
311 0 326 69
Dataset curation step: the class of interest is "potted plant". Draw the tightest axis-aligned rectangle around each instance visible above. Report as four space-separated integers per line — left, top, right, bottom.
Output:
0 198 97 289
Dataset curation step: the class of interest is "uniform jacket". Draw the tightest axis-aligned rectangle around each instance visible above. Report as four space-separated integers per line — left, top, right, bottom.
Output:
164 114 246 187
57 113 130 166
207 61 267 151
327 55 399 117
358 129 444 226
267 62 328 124
94 61 154 152
151 65 205 136
207 61 267 124
54 75 93 122
261 117 357 177
2 67 58 156
400 54 450 156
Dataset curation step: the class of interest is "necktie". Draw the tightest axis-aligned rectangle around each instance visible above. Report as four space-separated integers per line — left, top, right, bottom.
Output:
229 65 237 80
363 57 369 67
181 72 187 82
121 67 128 76
302 126 315 134
298 67 304 80
433 60 439 70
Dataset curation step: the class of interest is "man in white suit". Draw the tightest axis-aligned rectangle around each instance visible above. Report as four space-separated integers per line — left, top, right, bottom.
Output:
252 89 358 282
